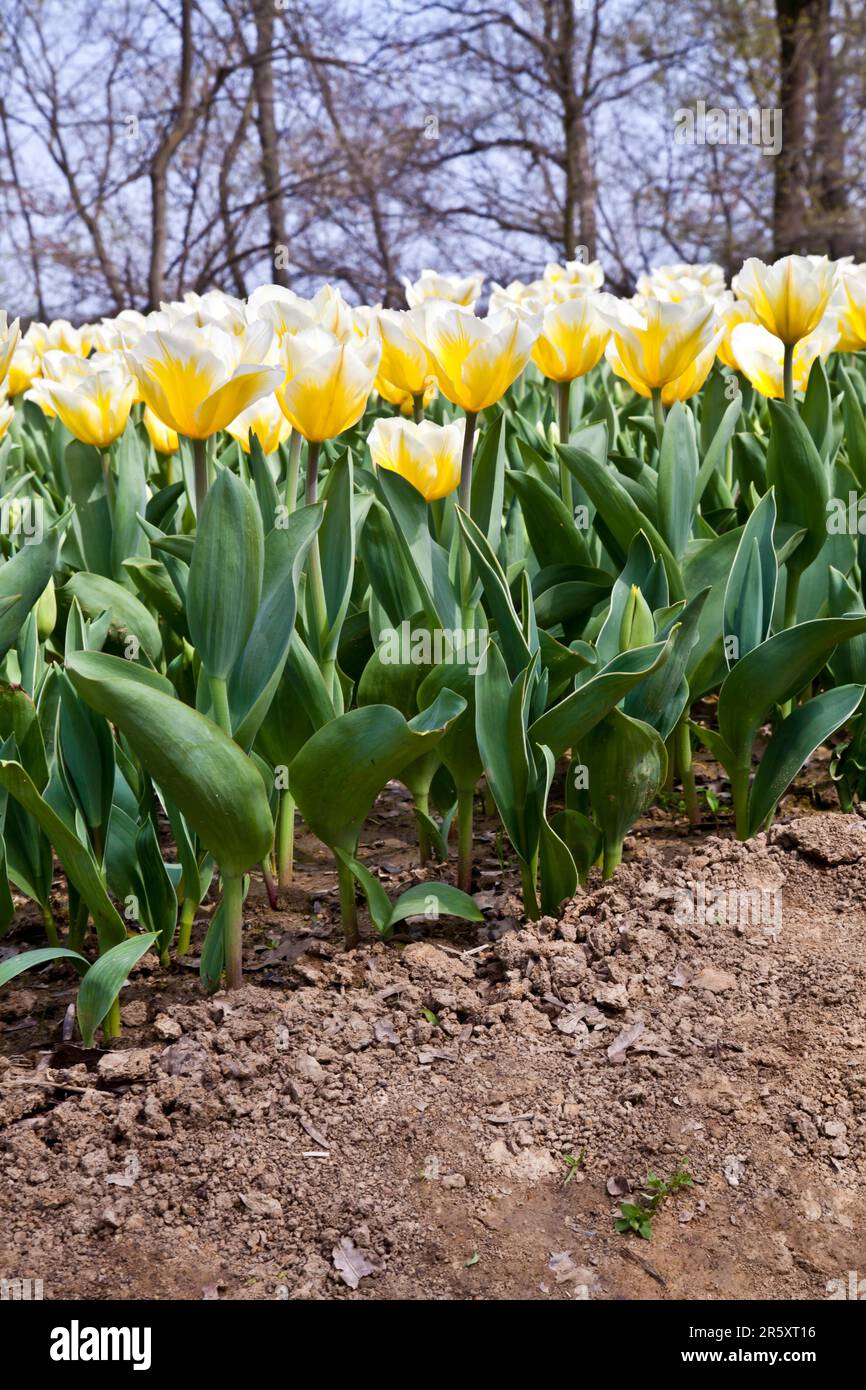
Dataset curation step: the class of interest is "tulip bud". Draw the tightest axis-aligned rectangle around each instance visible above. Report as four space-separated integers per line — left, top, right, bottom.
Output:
619 584 654 651
36 576 56 640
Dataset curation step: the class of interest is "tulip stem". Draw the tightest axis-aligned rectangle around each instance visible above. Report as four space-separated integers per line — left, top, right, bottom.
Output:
42 904 59 946
336 854 359 949
651 388 665 448
413 793 431 867
285 430 302 513
101 449 115 508
519 853 540 921
458 410 478 615
305 441 334 695
305 439 320 505
209 674 232 736
457 786 474 893
277 788 295 889
784 568 800 630
779 569 802 717
557 380 573 516
223 874 244 989
412 393 425 423
676 718 700 827
731 766 751 841
783 343 795 408
176 899 196 957
261 857 278 909
102 996 122 1043
193 437 208 516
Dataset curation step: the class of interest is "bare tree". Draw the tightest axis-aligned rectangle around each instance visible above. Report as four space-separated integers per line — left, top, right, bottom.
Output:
0 0 864 321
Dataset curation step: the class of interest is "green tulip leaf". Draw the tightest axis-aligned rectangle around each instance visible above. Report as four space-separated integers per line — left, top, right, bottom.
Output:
66 650 273 875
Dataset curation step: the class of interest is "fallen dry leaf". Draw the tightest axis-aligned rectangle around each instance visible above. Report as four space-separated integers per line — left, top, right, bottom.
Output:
332 1237 382 1289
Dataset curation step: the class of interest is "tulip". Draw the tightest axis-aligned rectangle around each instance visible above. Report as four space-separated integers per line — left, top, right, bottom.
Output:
250 283 355 343
5 340 41 396
277 330 380 700
619 585 655 652
36 577 57 640
25 350 112 417
542 258 605 294
91 309 152 352
636 263 726 303
403 269 484 311
165 289 249 335
276 333 380 446
0 312 21 387
532 295 610 385
531 294 611 511
126 321 282 510
488 279 549 315
39 362 136 449
733 255 836 404
424 306 539 417
597 295 718 441
425 304 538 609
714 295 758 372
143 406 179 455
227 392 291 455
728 322 836 400
368 417 463 501
26 318 93 357
373 308 434 418
607 328 721 406
835 271 866 353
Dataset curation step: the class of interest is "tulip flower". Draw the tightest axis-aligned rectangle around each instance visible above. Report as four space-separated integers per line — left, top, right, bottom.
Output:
543 258 605 294
373 308 434 418
714 295 758 372
4 339 41 396
227 392 291 455
164 289 249 335
38 361 136 449
368 417 463 501
91 309 152 352
0 312 21 387
25 350 110 417
835 271 866 353
143 406 179 455
250 283 355 343
276 332 380 447
636 263 726 303
607 327 722 406
728 322 837 400
733 255 836 404
126 321 282 510
488 279 549 315
425 305 539 417
597 295 718 441
532 295 610 385
26 318 93 357
403 269 484 311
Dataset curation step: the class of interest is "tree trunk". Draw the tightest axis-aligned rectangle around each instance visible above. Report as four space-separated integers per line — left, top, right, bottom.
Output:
148 0 195 308
252 0 290 288
810 0 855 256
772 0 813 257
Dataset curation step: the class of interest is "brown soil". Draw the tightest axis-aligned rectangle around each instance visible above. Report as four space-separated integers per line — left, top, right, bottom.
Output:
2 782 866 1302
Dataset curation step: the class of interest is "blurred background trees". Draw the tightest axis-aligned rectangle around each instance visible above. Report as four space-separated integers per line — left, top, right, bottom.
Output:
0 0 863 317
